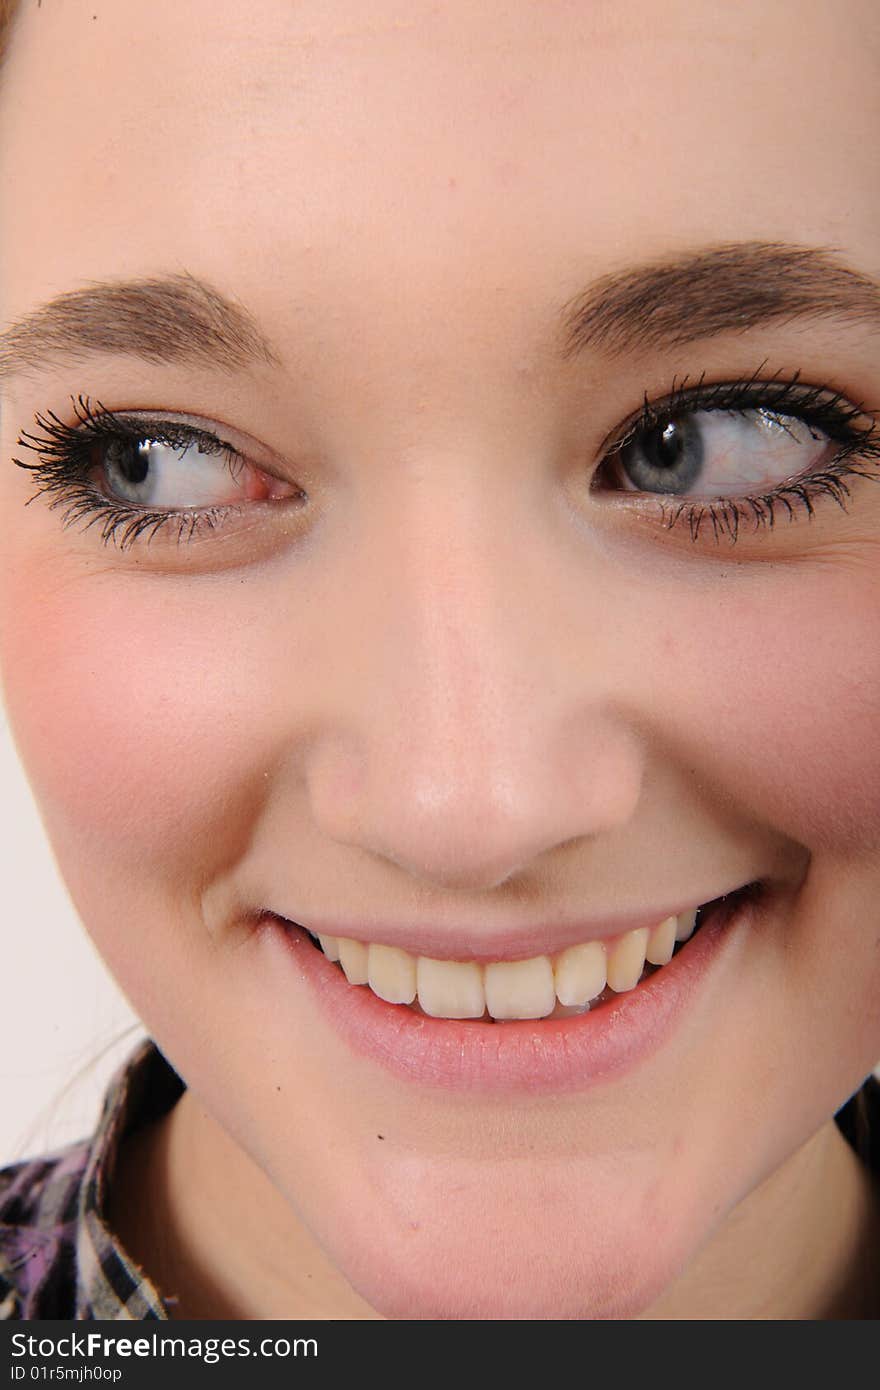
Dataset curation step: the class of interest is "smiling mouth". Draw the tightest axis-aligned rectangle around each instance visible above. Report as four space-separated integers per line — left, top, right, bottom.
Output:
297 885 760 1023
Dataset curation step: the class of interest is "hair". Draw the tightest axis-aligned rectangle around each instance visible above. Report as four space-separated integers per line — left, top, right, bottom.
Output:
0 0 19 64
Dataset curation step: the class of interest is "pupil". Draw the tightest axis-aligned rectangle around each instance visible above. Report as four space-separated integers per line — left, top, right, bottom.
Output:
116 440 151 487
121 447 150 492
647 421 683 470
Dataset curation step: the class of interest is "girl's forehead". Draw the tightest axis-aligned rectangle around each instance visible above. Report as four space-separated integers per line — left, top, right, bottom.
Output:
0 0 878 337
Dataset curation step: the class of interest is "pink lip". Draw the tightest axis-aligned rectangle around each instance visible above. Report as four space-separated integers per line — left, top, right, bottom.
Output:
256 891 756 1095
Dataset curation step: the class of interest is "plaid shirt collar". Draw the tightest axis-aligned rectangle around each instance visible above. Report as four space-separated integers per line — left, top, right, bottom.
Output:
0 1039 184 1320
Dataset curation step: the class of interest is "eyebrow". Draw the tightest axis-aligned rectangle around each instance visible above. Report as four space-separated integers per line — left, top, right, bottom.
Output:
560 241 880 359
1 243 879 383
0 271 281 379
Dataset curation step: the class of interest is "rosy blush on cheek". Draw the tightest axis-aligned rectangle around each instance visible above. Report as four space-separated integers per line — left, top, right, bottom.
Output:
647 560 880 858
0 567 276 883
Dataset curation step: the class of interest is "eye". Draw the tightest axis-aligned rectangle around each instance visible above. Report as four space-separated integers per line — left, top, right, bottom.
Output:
587 371 880 544
97 428 298 509
13 397 307 553
601 406 830 501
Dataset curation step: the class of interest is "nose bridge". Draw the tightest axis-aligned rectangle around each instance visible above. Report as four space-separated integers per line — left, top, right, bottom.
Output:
307 466 645 889
378 480 535 766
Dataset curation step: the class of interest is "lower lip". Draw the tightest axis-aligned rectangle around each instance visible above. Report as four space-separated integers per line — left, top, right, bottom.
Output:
259 890 758 1095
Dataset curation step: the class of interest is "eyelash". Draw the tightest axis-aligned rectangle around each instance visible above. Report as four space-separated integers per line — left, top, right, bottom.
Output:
12 367 880 552
14 396 260 551
596 363 880 543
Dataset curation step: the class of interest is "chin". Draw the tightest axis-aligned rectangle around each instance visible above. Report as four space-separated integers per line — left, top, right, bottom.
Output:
330 1224 685 1321
294 1157 707 1321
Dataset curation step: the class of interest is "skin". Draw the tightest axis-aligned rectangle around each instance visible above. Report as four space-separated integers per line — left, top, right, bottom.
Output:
1 0 880 1319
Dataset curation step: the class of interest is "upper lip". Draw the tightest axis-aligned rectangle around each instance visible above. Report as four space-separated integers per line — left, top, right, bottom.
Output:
271 880 753 962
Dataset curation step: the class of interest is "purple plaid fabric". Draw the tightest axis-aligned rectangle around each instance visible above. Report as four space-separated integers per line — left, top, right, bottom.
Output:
1 1037 877 1320
0 1039 183 1319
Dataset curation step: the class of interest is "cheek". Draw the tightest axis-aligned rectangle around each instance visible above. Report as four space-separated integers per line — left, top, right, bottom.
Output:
655 561 880 855
0 570 271 882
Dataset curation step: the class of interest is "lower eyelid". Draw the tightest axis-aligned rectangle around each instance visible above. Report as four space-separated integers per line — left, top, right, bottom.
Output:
588 449 880 548
71 492 311 560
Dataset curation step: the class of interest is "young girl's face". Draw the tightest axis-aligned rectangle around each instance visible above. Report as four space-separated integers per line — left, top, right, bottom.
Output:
1 0 879 1319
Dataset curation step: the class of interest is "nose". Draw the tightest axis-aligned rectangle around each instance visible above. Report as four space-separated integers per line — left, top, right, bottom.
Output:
304 473 646 893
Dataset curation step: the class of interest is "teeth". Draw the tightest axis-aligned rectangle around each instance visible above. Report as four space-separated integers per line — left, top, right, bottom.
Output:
337 937 370 985
606 927 650 993
554 940 607 1007
484 956 556 1020
368 943 417 1005
676 909 698 942
646 915 677 966
417 957 486 1018
321 902 711 1019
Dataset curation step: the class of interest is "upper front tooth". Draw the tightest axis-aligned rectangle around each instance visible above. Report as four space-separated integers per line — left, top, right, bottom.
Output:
484 956 556 1020
606 927 649 992
317 933 340 962
554 940 607 1006
417 957 486 1018
368 943 417 1005
646 915 677 965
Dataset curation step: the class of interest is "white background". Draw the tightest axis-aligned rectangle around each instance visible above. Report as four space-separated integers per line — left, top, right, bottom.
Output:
1 704 143 1167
